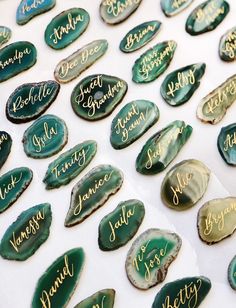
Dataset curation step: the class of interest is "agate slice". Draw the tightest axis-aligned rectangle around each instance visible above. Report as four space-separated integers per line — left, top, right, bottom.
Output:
161 0 194 17
0 131 12 169
125 228 182 290
74 289 115 308
217 123 236 165
0 203 51 261
219 26 236 62
0 26 11 47
228 255 236 290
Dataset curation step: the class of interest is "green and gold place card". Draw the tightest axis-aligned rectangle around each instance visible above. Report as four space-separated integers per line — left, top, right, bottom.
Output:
219 26 236 62
0 131 12 170
0 26 11 47
161 0 194 17
74 289 115 308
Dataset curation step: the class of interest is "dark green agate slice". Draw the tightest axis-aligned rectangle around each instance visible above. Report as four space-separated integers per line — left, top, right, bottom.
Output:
161 0 194 17
219 26 236 61
217 123 236 165
0 131 12 170
74 289 115 308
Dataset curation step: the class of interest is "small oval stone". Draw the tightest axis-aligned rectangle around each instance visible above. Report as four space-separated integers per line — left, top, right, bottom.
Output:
0 26 11 47
45 8 90 50
54 39 108 84
74 289 115 308
0 131 12 170
22 114 68 159
136 120 193 175
0 203 52 261
219 26 236 62
217 123 236 165
125 228 182 290
65 164 123 227
161 0 194 17
228 255 236 290
6 80 60 123
132 40 177 83
71 74 128 121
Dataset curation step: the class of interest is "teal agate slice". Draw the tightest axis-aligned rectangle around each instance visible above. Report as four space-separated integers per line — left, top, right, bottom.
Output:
0 131 12 170
0 26 11 47
217 123 236 165
161 0 194 17
228 255 236 290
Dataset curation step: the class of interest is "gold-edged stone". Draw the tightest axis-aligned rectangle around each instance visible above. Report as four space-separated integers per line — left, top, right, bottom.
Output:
0 131 12 170
228 255 236 290
219 26 236 62
161 0 194 17
217 123 236 165
74 289 115 308
0 26 11 48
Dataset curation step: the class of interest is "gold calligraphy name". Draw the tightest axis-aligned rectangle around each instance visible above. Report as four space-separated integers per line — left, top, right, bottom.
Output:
103 0 141 17
221 31 236 59
172 0 188 9
0 27 9 39
196 0 225 26
22 0 45 14
125 24 157 50
32 122 58 153
224 132 236 151
0 48 31 70
0 173 23 201
170 172 193 205
166 68 196 97
92 296 106 308
0 133 8 150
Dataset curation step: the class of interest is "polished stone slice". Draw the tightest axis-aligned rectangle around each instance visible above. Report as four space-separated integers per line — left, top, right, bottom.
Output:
54 39 108 83
22 114 68 159
74 289 115 308
160 63 206 106
161 0 194 17
0 26 11 47
0 203 51 261
219 26 236 62
0 167 33 213
197 197 236 244
43 140 97 189
217 123 236 165
119 20 161 53
228 255 236 290
186 0 230 36
71 74 128 121
136 120 193 175
132 40 177 83
0 41 37 82
6 80 60 123
32 247 85 308
98 199 145 251
45 8 90 50
161 159 210 211
125 228 182 289
0 131 12 170
65 165 123 227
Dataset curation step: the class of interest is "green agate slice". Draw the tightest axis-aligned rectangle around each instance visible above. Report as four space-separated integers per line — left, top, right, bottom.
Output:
0 26 11 47
161 0 194 17
125 228 182 290
217 123 236 165
98 199 145 251
228 255 236 290
74 289 115 308
136 120 193 175
32 247 85 308
219 26 236 62
65 165 123 227
0 203 52 261
0 131 12 170
132 40 177 83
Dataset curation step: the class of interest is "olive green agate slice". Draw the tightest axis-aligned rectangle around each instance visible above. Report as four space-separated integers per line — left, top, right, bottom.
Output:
74 289 115 308
43 140 97 189
0 203 51 261
45 8 90 50
32 247 85 308
125 228 182 290
98 199 145 251
197 197 236 244
71 74 128 121
217 123 236 165
0 41 37 82
160 63 206 106
119 20 162 53
161 0 194 17
0 131 12 170
132 40 177 83
6 80 60 123
228 255 236 290
22 114 68 159
54 39 108 84
152 276 212 308
136 120 193 175
65 165 123 227
0 167 33 213
161 159 210 211
0 26 11 47
186 0 230 36
219 26 236 62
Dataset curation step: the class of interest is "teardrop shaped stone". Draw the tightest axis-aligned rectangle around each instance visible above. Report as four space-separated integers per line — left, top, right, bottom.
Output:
98 199 145 251
71 74 128 121
54 39 108 83
160 63 206 106
22 114 68 159
125 228 182 290
186 0 230 36
74 289 115 308
110 100 159 149
0 41 37 82
136 120 193 175
6 80 60 123
0 203 52 261
0 26 11 47
197 197 236 244
32 247 85 308
45 8 90 50
43 140 97 189
0 131 12 170
161 159 210 211
132 40 177 83
65 165 123 227
228 255 236 290
217 123 236 165
161 0 194 17
219 26 236 62
119 20 162 53
0 167 33 213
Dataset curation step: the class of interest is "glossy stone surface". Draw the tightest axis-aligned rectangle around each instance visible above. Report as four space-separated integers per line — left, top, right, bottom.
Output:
119 20 161 53
125 228 182 289
65 165 123 227
43 140 97 189
132 40 177 83
45 8 90 50
0 203 51 261
32 247 85 308
98 199 145 251
54 39 108 83
161 0 194 17
136 120 193 175
0 167 33 213
6 80 60 123
161 159 210 211
0 26 11 47
74 289 115 308
219 26 236 62
228 255 236 290
0 131 12 170
160 63 206 106
71 74 128 121
0 41 37 82
197 197 236 244
217 123 236 165
186 0 230 36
